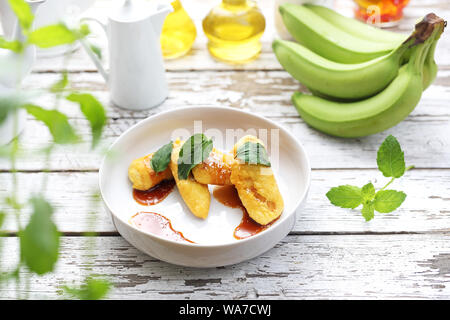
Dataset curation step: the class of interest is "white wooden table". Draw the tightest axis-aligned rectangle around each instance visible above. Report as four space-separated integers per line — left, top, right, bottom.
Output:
1 0 450 299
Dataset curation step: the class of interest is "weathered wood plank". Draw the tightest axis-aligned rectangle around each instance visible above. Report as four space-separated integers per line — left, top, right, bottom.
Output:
1 115 449 171
1 169 449 233
23 70 450 119
6 69 449 171
1 234 450 299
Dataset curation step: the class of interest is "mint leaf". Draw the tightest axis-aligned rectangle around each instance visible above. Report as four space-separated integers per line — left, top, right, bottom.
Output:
66 93 106 148
361 182 375 202
20 197 60 275
373 190 406 213
235 141 271 167
326 185 362 209
0 36 22 53
361 202 375 221
178 134 213 180
8 0 34 32
377 135 405 178
64 277 111 300
151 141 173 173
28 23 78 48
26 104 79 144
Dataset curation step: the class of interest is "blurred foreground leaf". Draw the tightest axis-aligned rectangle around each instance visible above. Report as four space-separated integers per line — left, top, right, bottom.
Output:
0 91 30 124
0 212 5 229
66 93 106 148
20 197 60 275
25 104 79 144
50 72 69 93
89 43 102 60
0 36 22 53
64 277 111 300
28 23 78 48
8 0 34 32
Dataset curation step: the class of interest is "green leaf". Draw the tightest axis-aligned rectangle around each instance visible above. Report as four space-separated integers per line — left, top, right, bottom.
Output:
377 135 405 178
361 182 375 203
373 190 407 213
20 197 60 275
50 72 68 93
151 141 173 173
66 93 106 148
28 23 78 48
361 202 375 221
0 92 26 124
8 0 34 32
0 36 22 53
89 43 102 60
235 141 271 167
26 104 79 144
64 277 111 300
177 134 213 180
326 185 362 209
77 24 91 38
0 212 5 229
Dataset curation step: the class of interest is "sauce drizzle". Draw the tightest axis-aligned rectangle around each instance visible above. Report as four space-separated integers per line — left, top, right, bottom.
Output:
213 185 276 240
133 179 176 206
130 212 194 243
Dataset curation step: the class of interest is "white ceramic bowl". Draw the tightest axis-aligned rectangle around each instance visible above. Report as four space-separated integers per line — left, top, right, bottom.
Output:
99 106 311 267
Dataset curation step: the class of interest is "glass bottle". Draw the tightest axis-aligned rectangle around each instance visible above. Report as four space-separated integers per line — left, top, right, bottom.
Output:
354 0 410 27
202 0 266 63
160 0 197 59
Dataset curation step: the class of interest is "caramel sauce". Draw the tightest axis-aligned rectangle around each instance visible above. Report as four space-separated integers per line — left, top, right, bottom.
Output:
213 185 275 240
131 212 194 243
212 184 242 208
133 179 176 206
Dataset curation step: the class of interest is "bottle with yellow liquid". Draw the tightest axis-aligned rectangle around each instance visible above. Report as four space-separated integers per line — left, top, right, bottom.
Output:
160 0 197 59
203 0 266 63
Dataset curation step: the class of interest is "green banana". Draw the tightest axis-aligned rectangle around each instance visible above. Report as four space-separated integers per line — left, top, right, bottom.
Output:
291 16 443 138
423 31 442 89
279 3 396 63
302 4 443 89
273 39 408 100
304 4 408 44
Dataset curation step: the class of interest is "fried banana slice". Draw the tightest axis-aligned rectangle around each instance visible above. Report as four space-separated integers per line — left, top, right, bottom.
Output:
170 139 211 219
128 153 173 191
230 136 284 225
192 148 234 186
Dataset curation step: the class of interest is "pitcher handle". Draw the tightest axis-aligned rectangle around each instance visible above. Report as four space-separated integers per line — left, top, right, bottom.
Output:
79 17 109 82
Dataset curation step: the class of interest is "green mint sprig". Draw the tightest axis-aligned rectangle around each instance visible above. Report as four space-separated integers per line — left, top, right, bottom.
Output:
151 141 173 173
326 135 413 221
235 141 271 167
178 134 213 180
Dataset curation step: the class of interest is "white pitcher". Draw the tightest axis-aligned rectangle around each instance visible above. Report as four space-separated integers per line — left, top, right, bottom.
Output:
81 0 173 110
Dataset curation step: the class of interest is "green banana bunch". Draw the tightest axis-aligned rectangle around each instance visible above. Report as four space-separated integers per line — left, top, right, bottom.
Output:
273 39 409 100
291 16 445 138
297 4 443 89
279 3 397 63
